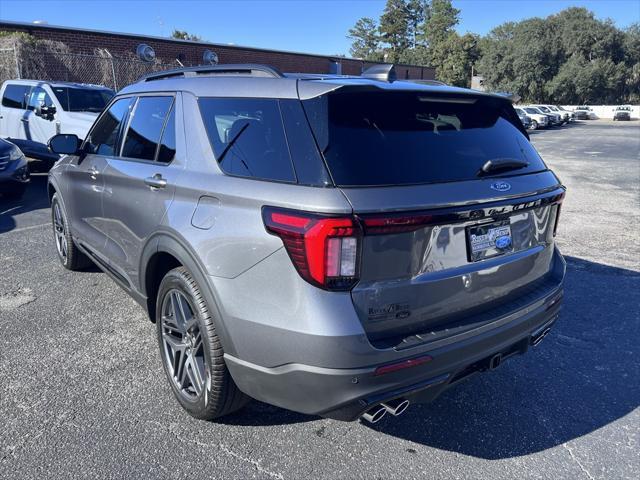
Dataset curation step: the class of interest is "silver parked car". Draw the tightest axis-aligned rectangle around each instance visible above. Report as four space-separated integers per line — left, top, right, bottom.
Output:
47 64 566 423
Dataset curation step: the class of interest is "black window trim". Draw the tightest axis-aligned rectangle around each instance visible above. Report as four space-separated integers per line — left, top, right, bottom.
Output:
197 95 300 186
117 92 177 165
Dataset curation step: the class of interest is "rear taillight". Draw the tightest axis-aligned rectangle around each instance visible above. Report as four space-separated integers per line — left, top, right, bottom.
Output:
262 207 361 290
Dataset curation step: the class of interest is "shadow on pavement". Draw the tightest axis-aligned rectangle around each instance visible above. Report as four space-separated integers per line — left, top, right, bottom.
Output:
0 173 50 233
364 256 639 458
223 257 639 458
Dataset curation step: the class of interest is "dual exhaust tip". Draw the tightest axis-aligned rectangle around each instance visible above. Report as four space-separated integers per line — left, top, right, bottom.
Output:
361 398 410 424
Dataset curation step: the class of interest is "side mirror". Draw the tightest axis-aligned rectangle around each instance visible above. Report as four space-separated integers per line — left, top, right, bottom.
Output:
38 104 57 120
49 134 81 155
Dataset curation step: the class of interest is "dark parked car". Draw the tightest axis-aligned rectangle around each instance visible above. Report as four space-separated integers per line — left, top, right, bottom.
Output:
613 106 632 121
48 64 565 424
0 137 29 200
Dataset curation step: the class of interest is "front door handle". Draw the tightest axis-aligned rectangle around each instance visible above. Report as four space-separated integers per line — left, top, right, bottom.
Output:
20 118 29 123
88 167 100 180
144 174 167 189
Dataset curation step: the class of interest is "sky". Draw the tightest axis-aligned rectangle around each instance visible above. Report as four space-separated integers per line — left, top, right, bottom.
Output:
0 0 638 57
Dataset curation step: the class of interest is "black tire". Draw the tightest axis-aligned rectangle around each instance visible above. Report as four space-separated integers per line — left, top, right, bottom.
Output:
156 267 249 420
51 193 92 271
530 120 538 130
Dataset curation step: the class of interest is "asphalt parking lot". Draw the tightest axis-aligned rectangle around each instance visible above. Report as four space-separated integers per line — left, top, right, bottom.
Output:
1 120 639 479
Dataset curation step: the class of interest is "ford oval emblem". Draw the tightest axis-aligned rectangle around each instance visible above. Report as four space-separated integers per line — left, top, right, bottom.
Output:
495 235 512 250
490 181 511 192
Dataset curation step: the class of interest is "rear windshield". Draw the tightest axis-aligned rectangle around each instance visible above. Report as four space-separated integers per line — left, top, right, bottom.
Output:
302 91 546 187
51 87 114 113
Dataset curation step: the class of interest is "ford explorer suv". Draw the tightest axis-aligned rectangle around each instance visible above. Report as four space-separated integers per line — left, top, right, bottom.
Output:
47 64 565 423
0 80 114 165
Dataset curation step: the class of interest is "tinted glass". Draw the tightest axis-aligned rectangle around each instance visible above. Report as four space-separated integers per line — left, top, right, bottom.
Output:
199 98 296 182
2 84 30 109
51 87 114 113
86 97 132 156
27 87 54 111
157 105 176 163
303 91 546 187
122 96 173 161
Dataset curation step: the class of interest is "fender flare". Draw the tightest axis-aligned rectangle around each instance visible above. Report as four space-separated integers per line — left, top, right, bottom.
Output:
140 231 239 357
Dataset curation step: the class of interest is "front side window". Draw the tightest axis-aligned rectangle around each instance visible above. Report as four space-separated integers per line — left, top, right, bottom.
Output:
27 87 54 111
121 96 173 161
2 84 30 109
51 87 114 113
86 97 133 156
198 98 296 183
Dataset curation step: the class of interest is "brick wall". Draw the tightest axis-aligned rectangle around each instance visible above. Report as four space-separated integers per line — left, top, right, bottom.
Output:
0 21 435 80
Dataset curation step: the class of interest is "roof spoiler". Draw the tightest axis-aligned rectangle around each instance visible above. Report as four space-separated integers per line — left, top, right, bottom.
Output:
361 64 396 82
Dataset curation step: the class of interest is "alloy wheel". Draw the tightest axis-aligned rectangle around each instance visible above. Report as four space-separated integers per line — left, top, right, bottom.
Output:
160 289 207 400
53 202 68 262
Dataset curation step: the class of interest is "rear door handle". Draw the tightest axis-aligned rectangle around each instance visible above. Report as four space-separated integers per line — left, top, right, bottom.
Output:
144 174 167 189
20 118 29 123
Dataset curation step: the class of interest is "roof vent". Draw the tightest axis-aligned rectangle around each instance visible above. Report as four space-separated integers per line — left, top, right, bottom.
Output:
362 64 396 82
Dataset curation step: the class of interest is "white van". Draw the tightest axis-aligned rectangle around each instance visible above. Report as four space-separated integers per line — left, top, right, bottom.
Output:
0 80 114 163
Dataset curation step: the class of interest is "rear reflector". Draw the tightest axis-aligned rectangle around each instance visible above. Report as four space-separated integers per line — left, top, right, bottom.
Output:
374 355 433 376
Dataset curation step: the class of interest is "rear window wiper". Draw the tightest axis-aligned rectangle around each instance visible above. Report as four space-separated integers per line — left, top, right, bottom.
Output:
478 158 529 177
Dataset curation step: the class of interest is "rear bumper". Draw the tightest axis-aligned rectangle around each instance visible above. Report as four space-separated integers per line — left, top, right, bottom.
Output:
224 250 566 420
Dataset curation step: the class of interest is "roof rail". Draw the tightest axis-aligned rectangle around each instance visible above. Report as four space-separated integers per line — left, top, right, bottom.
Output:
139 64 285 82
361 64 396 82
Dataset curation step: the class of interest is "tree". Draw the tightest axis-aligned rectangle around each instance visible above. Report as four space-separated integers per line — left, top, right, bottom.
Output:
347 17 382 60
478 8 634 103
379 0 411 62
423 0 460 46
406 0 428 48
171 29 202 42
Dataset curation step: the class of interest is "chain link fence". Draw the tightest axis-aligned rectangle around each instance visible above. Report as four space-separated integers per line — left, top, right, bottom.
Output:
0 46 188 91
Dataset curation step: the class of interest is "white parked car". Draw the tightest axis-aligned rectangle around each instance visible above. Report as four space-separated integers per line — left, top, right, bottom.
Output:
529 105 562 126
0 80 114 164
519 107 549 130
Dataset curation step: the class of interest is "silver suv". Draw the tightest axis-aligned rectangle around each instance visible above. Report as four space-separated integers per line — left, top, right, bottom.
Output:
47 64 565 423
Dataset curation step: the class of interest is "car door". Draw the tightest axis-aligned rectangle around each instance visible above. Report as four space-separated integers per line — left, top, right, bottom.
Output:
25 85 59 156
101 93 183 289
63 96 134 259
0 83 31 143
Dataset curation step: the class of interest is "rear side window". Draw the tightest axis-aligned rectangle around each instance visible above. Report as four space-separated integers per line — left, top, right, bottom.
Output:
122 96 173 161
303 91 547 187
51 87 114 113
2 84 30 109
198 98 296 183
86 97 133 156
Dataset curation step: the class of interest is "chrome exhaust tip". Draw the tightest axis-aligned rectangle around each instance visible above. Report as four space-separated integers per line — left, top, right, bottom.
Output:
381 398 410 416
361 405 387 424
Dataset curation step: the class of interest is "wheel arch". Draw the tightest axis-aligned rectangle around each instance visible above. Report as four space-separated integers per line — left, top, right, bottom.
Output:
140 232 238 357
